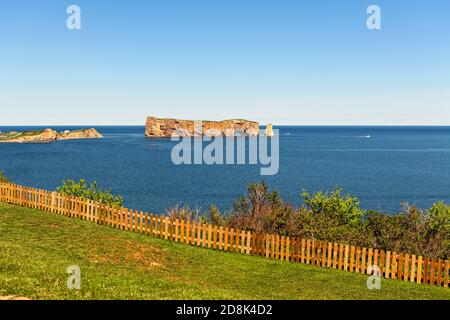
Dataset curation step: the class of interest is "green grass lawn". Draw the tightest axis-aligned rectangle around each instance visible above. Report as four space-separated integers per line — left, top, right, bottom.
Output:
0 203 449 300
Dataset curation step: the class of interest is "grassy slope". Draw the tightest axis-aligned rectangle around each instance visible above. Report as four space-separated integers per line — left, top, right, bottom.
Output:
0 203 449 300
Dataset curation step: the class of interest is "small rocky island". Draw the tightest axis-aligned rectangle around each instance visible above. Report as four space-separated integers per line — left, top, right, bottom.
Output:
0 128 103 143
145 116 274 137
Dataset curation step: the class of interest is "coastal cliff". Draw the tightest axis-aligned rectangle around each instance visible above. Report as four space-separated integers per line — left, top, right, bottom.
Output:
145 116 268 137
0 128 103 143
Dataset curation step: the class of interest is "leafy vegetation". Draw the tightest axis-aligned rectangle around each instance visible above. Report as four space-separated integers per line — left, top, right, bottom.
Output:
57 179 123 208
1 202 448 300
429 201 450 233
301 188 364 224
169 182 450 260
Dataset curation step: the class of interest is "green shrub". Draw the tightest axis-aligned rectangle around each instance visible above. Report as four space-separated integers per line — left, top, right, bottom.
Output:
363 210 412 253
363 205 449 259
57 179 123 208
301 188 364 225
428 201 450 233
0 171 9 183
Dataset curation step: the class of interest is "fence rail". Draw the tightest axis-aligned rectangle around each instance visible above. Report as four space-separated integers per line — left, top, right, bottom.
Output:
0 182 448 288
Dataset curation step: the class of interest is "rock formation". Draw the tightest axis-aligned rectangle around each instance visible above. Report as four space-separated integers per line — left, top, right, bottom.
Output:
0 128 103 143
57 128 103 140
145 116 263 137
264 124 274 137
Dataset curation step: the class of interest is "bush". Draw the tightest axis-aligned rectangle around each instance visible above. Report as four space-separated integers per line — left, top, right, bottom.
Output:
207 205 227 226
57 179 123 208
363 205 449 259
301 188 364 225
166 204 204 223
228 182 294 235
428 201 450 233
166 204 227 225
0 171 9 183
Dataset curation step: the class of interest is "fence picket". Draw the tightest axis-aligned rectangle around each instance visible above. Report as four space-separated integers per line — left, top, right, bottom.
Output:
444 260 449 288
274 235 279 260
218 226 223 250
349 246 355 272
327 243 333 268
234 229 240 253
430 259 436 286
355 247 361 273
265 234 270 258
391 252 397 280
404 254 410 282
224 228 229 251
379 250 385 277
186 220 191 244
286 237 290 261
436 259 443 286
398 254 404 281
316 241 323 266
344 245 349 271
212 225 217 249
280 236 285 260
332 243 338 269
202 225 208 248
338 244 344 270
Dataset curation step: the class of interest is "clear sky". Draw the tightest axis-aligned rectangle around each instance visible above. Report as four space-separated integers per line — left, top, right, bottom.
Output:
1 0 449 125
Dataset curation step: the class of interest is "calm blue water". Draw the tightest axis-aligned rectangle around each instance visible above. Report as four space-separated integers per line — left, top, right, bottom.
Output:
1 126 450 214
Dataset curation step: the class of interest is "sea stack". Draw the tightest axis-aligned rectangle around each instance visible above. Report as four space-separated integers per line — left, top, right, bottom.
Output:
264 124 274 137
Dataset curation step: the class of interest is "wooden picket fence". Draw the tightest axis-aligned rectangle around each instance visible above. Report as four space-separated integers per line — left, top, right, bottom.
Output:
0 182 448 288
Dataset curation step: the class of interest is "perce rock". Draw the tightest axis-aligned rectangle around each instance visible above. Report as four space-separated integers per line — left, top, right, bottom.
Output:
145 116 274 137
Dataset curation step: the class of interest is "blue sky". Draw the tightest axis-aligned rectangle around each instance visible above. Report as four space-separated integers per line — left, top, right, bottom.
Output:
1 0 449 125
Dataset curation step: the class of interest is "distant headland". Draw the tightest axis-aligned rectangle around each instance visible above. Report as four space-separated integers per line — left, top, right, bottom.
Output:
145 116 274 137
0 128 103 143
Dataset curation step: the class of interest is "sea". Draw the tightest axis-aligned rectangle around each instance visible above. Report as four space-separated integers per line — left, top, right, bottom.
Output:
1 126 450 214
